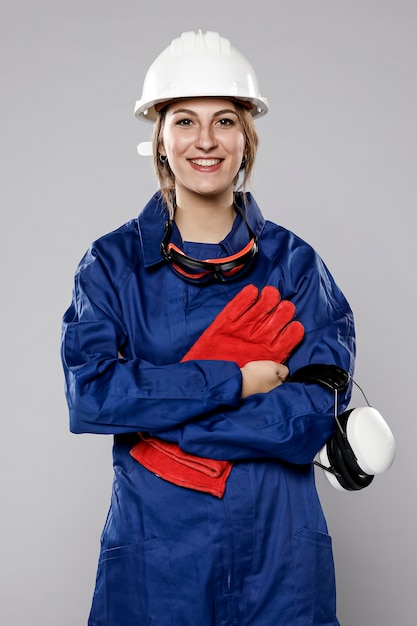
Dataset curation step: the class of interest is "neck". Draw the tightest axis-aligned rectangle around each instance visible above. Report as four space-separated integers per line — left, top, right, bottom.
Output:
174 191 236 244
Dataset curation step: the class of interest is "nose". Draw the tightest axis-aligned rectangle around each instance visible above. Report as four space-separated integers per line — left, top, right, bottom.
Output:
195 123 218 151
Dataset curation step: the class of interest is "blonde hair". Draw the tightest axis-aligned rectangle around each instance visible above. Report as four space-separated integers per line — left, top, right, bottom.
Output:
152 101 259 218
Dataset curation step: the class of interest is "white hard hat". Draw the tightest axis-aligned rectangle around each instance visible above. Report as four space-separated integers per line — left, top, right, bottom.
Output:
135 30 269 123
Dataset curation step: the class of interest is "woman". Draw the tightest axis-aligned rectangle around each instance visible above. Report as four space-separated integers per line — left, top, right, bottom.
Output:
61 30 355 626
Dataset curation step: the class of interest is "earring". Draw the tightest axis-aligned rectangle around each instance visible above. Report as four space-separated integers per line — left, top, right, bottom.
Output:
159 154 167 164
240 155 247 170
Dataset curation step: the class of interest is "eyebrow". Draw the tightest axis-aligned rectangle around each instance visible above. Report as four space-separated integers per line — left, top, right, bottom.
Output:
170 108 239 117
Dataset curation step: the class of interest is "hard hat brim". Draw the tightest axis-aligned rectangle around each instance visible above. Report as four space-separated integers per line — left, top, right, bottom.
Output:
134 94 269 123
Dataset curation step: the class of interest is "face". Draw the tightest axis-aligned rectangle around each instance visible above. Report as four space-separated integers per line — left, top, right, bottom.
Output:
159 98 246 207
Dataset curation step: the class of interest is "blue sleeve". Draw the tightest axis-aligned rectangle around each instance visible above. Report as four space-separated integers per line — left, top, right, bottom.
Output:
155 249 356 466
61 249 242 435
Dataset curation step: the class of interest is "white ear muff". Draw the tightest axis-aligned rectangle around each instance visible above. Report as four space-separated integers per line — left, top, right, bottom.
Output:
345 406 396 475
288 363 396 492
316 407 396 491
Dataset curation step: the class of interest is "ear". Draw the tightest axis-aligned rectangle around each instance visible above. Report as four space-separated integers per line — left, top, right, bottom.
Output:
158 143 167 157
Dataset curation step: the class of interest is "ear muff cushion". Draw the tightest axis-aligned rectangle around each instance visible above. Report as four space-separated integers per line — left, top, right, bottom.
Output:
327 413 374 491
335 411 364 474
326 436 362 491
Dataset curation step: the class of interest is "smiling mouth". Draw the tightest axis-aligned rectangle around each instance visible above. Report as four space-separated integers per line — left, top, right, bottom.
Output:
190 158 222 166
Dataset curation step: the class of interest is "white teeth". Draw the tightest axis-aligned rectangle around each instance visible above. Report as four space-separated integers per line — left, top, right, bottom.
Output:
191 159 221 166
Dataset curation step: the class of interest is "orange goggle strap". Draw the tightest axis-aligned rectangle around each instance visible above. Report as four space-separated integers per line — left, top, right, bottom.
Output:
160 209 258 282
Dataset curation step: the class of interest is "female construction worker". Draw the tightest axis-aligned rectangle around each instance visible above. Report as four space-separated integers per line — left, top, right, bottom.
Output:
61 30 355 625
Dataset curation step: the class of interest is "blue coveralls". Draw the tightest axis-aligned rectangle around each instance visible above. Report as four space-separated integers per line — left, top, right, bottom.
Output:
61 192 355 626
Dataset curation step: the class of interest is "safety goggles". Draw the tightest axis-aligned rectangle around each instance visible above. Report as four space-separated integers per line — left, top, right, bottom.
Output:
160 212 258 284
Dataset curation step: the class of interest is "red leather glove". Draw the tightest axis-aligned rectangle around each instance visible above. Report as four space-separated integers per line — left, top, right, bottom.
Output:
132 433 233 498
131 285 305 497
183 284 304 367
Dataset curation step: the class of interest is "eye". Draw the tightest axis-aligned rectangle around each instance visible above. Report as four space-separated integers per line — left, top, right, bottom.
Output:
216 117 235 126
176 118 194 126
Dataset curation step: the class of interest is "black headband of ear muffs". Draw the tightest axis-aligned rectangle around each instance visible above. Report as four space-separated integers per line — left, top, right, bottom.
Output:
287 363 350 391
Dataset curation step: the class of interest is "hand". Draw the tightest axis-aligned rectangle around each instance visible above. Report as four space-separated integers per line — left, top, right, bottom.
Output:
240 360 289 399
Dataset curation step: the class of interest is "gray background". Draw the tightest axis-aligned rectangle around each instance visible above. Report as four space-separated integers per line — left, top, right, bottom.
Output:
1 1 415 624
